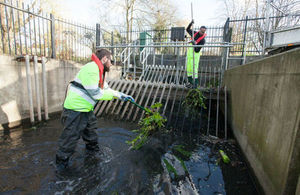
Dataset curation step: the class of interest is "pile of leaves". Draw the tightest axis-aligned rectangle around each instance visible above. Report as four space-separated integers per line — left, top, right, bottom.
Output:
126 103 167 150
182 88 207 110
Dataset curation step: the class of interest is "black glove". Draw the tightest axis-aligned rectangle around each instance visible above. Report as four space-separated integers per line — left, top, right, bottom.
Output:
190 19 194 24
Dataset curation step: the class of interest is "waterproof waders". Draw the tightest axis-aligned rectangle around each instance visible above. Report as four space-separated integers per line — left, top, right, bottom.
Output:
186 43 201 87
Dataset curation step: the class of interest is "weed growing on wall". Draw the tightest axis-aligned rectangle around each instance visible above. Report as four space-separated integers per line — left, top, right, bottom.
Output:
126 103 167 150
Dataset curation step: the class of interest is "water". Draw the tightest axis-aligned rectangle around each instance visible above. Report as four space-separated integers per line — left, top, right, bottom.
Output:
0 117 259 194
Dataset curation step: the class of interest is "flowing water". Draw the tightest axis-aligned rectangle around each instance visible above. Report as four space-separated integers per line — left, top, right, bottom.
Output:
0 116 259 194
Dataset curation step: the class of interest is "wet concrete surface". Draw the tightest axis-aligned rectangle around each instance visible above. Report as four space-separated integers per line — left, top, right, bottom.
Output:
0 117 260 194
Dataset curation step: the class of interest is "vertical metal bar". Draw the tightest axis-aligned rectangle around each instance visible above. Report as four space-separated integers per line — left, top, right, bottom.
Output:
32 7 37 55
64 19 66 60
133 46 136 80
216 67 220 137
139 82 155 120
50 13 55 58
16 0 22 55
10 0 17 55
46 13 50 57
5 1 11 54
96 23 100 47
25 55 34 123
206 66 212 136
224 46 229 139
174 79 187 129
42 13 46 56
22 3 27 54
108 81 127 115
162 84 173 116
150 83 161 107
38 16 42 56
111 31 114 54
115 81 134 115
74 21 77 62
241 16 248 65
132 81 151 121
126 81 145 121
72 21 75 61
120 81 139 119
152 66 160 83
41 57 49 120
0 6 5 53
167 83 179 127
33 56 41 121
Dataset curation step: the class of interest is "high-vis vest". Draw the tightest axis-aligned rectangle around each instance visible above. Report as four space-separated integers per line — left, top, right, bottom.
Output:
191 32 207 45
64 61 115 112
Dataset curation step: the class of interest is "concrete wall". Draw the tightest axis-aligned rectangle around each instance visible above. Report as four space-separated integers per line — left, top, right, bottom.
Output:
224 48 300 195
0 55 121 129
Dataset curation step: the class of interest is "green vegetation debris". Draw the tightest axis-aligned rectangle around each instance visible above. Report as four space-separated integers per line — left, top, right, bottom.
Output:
163 159 178 178
173 145 192 158
182 88 207 110
219 150 230 164
126 103 167 150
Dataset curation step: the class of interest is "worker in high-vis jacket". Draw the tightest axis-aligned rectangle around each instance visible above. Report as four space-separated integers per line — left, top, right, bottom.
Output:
186 20 207 88
56 49 134 171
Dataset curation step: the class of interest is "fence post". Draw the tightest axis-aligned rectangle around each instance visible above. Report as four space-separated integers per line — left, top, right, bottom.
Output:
96 23 101 47
111 31 114 55
241 16 248 65
50 14 56 58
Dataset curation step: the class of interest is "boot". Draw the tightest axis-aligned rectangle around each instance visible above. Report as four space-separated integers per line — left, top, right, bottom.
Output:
86 142 100 155
55 155 69 172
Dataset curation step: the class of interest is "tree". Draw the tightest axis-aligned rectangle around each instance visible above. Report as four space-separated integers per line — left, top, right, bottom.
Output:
95 0 180 43
221 0 300 55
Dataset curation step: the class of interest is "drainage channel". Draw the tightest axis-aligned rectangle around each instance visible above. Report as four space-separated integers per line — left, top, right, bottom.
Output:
0 116 259 194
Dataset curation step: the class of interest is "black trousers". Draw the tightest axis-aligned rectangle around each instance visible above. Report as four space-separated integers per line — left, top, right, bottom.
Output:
56 108 99 163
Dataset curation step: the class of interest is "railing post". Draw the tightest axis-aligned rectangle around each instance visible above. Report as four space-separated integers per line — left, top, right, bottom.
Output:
96 23 101 47
110 31 114 54
50 14 56 58
241 16 248 65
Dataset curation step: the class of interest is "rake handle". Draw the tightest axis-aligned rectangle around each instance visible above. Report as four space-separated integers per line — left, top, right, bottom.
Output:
128 99 152 114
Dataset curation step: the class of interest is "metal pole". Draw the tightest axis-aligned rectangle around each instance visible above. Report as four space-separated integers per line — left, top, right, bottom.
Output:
263 0 271 55
50 14 56 58
241 16 248 65
96 23 100 47
133 45 136 80
33 56 42 121
41 57 49 120
25 55 34 124
191 2 196 88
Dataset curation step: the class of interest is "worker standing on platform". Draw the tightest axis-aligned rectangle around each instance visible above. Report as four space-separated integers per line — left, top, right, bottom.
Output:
56 49 134 171
186 20 207 88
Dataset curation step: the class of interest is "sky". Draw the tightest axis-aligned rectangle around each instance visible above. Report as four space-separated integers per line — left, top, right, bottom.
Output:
58 0 226 29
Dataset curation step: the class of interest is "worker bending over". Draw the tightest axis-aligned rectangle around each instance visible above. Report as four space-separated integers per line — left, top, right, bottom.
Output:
56 49 134 171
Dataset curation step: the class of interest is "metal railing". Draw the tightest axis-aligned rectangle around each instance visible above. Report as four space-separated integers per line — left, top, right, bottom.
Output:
95 43 232 138
0 0 96 62
225 14 300 57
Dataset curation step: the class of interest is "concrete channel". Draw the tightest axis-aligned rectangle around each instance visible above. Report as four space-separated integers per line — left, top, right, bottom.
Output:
0 48 299 194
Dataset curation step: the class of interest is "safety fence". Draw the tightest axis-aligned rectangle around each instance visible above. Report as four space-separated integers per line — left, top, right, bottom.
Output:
0 0 96 63
225 14 300 57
